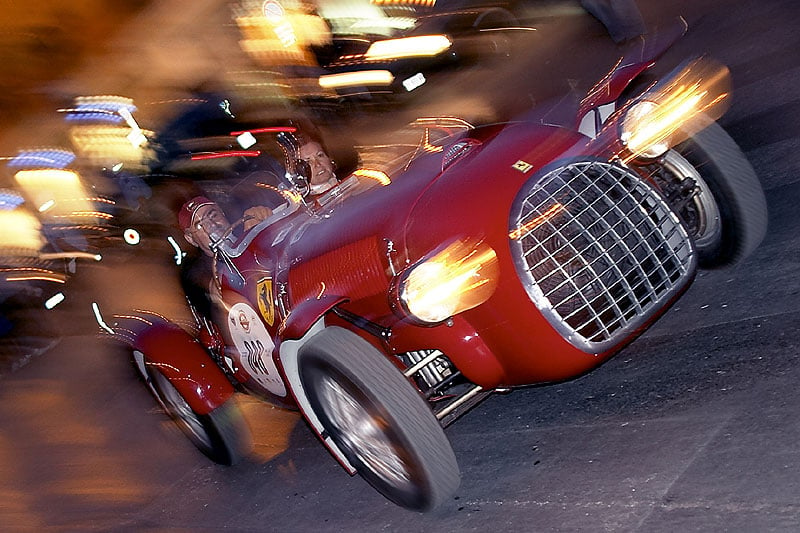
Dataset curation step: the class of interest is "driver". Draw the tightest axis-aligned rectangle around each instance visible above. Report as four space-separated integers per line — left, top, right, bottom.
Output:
178 196 271 320
180 196 271 257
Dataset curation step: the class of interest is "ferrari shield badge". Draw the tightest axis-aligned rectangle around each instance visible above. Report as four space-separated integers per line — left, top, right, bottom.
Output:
256 278 275 326
512 160 533 173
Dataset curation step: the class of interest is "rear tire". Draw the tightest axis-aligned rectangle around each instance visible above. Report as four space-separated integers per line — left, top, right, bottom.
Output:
147 365 251 465
298 327 460 511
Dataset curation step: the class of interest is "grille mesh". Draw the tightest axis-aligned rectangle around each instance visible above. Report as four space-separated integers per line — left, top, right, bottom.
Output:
509 160 694 351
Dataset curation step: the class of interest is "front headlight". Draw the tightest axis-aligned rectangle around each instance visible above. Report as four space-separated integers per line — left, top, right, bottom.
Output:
620 100 672 159
619 58 732 161
397 239 499 324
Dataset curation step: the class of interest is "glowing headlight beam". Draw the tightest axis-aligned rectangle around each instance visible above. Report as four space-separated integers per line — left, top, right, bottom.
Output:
620 58 731 161
621 88 706 159
400 240 499 324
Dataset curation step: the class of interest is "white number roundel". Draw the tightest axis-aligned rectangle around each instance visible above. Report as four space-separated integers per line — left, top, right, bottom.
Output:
227 302 286 397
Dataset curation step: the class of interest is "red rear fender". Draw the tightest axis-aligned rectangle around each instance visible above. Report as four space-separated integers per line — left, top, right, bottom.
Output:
118 316 234 415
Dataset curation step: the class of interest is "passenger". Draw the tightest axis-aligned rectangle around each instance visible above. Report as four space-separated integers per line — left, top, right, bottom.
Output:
291 129 341 199
292 127 372 203
298 136 339 198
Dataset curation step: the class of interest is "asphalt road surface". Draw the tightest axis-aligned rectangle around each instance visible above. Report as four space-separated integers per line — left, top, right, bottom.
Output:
2 0 799 531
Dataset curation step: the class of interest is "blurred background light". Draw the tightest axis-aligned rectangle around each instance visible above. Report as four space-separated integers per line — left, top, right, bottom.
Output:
365 35 452 60
0 209 44 251
319 70 395 89
63 95 137 124
0 189 26 210
7 149 76 169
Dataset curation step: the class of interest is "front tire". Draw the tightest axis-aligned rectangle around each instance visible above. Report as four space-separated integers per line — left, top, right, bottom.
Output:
298 327 460 511
654 120 768 268
146 365 251 465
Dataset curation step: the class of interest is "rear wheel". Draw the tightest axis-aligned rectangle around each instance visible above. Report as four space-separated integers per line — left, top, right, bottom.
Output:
298 327 460 511
648 120 768 267
146 364 251 465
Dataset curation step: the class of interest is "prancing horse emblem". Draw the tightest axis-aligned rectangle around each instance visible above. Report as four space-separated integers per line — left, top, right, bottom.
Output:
256 278 275 326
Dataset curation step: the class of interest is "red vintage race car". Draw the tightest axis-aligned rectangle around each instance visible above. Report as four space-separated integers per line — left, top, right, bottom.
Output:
100 25 767 512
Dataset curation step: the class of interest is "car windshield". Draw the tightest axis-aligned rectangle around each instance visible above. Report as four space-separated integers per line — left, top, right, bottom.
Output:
216 199 299 258
356 117 475 175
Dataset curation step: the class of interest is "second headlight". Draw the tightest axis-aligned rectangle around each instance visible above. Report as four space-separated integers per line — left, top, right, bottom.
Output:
396 239 499 324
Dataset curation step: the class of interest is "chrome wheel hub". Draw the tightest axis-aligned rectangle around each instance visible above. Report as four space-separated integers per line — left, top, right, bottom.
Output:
319 375 412 488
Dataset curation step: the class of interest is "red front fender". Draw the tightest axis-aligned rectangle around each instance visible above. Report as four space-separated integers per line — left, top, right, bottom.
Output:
116 315 234 415
577 16 689 119
279 294 348 341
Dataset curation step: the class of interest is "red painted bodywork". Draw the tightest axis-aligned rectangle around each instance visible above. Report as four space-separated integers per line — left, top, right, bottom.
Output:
117 314 235 415
211 115 689 393
577 17 689 120
114 18 698 414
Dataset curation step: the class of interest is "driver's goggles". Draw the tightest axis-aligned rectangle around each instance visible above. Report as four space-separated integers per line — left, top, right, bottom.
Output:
192 206 228 232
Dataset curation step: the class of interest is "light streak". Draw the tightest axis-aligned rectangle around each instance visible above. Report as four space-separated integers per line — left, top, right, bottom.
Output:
509 203 566 240
92 302 115 334
191 150 261 160
319 70 395 89
365 35 452 61
353 168 391 185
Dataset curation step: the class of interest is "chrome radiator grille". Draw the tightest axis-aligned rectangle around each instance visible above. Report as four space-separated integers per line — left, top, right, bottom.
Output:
509 160 695 352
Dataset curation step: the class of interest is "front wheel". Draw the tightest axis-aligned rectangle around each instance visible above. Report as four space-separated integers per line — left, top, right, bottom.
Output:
146 363 251 465
298 327 460 511
648 120 768 268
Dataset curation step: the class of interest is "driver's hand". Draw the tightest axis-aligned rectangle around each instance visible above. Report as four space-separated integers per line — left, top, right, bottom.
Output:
243 205 272 230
